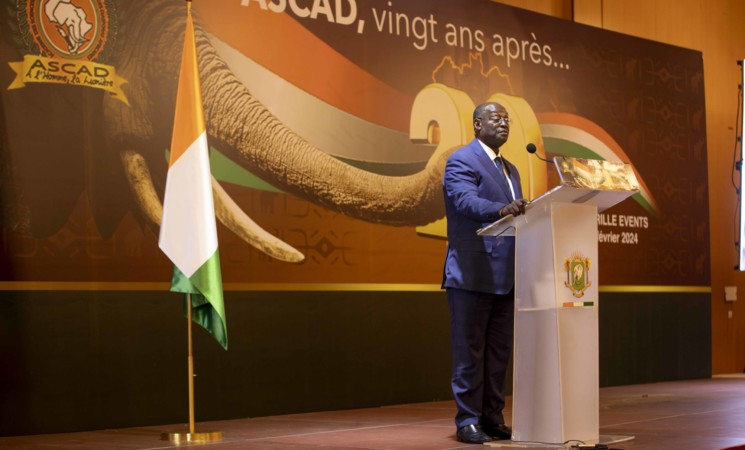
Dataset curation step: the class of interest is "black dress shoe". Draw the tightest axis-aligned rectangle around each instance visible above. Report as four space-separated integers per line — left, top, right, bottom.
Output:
456 424 492 444
481 423 512 440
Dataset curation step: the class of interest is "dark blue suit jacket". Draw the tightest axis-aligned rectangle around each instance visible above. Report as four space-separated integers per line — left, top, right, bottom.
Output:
442 139 523 295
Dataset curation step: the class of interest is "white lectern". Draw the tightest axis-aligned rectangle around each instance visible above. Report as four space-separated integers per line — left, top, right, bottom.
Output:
478 156 638 446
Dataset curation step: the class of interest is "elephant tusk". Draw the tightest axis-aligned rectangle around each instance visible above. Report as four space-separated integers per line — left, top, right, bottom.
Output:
121 150 162 225
211 177 305 263
120 149 304 263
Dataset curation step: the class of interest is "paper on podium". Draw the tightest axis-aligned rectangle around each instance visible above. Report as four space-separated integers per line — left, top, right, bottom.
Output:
477 156 640 237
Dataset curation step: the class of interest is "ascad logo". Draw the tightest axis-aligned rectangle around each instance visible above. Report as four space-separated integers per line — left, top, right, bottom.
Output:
26 0 108 60
9 0 128 104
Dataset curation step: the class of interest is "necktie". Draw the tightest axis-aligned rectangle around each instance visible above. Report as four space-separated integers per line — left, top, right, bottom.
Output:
494 156 514 200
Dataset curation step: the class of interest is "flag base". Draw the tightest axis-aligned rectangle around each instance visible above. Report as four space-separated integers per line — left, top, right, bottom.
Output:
161 431 222 443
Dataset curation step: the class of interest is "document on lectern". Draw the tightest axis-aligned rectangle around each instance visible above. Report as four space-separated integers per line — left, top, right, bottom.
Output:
554 156 639 191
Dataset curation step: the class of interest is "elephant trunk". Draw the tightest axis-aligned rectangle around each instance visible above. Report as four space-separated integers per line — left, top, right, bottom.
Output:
194 28 446 226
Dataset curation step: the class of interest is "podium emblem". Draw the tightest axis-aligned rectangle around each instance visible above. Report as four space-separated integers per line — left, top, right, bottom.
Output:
564 253 592 298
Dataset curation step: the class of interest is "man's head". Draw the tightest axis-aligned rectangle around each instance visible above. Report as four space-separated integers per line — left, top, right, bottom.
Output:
473 102 510 151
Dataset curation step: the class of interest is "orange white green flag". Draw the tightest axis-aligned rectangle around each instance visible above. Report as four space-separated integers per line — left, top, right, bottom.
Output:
158 3 227 350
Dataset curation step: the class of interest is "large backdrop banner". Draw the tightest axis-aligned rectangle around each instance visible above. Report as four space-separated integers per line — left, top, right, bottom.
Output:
0 0 708 288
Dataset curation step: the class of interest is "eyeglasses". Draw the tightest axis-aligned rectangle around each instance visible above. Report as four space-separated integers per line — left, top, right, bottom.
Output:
481 115 510 124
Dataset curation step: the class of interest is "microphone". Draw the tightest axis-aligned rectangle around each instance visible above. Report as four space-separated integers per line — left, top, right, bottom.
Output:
526 143 552 163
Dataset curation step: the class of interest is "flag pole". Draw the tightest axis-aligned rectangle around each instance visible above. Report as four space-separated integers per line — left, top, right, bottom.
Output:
187 293 195 435
162 294 222 443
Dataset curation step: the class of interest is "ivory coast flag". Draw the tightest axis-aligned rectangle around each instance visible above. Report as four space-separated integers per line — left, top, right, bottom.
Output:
158 3 227 350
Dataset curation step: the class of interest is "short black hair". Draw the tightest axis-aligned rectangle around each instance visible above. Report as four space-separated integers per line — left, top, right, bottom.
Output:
473 103 492 121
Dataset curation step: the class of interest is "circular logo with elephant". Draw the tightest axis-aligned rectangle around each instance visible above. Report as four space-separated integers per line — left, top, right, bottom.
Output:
24 0 108 59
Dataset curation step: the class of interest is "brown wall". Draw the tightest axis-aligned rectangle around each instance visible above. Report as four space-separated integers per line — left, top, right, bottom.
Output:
496 0 745 374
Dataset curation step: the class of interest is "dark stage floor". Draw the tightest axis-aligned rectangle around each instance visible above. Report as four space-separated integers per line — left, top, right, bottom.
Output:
1 376 744 450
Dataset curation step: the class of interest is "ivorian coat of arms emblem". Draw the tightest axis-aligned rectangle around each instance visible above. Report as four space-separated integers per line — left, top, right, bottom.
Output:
564 252 592 298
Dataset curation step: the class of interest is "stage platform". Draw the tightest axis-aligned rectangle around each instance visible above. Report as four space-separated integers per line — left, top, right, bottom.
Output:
1 376 744 450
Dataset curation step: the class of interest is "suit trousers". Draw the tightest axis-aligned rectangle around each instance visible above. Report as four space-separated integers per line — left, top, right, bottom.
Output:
447 287 514 428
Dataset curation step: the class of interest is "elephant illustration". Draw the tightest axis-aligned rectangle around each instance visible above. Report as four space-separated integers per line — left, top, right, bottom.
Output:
573 263 583 284
44 0 92 54
102 1 463 263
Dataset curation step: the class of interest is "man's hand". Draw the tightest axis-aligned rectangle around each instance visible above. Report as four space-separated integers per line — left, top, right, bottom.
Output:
499 198 528 217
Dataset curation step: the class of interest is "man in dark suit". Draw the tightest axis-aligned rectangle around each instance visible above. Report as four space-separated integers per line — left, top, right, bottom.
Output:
442 102 528 444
